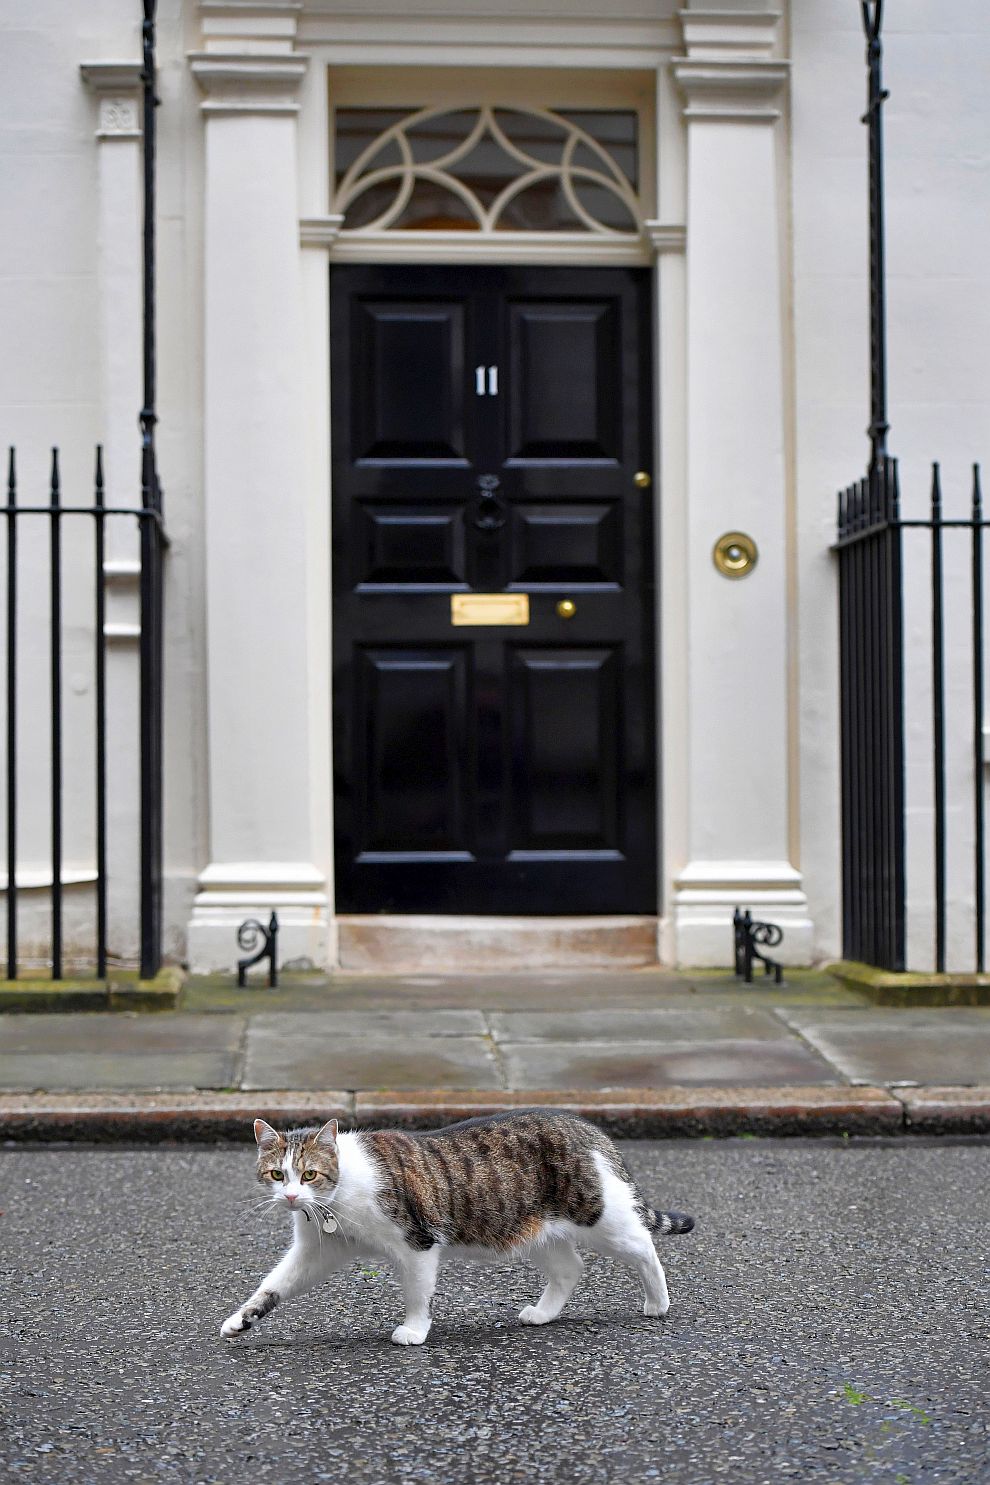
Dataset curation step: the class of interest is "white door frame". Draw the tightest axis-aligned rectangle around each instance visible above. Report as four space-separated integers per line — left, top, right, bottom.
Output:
187 0 811 970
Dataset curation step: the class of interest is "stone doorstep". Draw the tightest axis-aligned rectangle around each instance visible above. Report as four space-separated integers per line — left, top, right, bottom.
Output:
0 968 184 1013
336 916 659 972
0 1083 967 1142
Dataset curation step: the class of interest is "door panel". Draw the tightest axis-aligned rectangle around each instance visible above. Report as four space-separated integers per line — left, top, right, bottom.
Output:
508 647 620 854
355 504 468 590
508 503 620 588
332 264 655 914
356 647 472 858
506 300 620 462
352 299 468 463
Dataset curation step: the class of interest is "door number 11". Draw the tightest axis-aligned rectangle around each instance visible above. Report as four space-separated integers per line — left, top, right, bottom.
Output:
475 365 499 396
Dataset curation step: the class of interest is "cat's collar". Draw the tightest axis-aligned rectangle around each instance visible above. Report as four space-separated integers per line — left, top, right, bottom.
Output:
300 1207 338 1233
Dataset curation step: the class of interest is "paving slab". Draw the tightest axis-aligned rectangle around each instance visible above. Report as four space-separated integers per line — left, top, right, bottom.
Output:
0 1013 246 1092
246 1008 488 1038
242 1015 500 1090
0 1012 245 1054
776 1006 990 1085
181 968 864 1014
497 1037 841 1089
0 1052 241 1092
488 1006 793 1043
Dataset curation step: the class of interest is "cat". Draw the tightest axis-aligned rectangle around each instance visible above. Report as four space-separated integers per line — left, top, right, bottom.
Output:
221 1109 695 1346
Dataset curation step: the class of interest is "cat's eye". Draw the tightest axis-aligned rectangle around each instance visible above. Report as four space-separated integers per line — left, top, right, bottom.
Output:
301 1170 319 1182
269 1169 284 1182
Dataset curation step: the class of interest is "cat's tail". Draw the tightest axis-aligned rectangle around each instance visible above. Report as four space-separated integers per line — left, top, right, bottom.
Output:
650 1209 695 1235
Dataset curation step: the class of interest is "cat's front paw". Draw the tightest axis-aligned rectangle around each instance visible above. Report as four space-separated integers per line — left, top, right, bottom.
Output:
642 1298 669 1318
391 1323 429 1346
519 1305 552 1326
221 1311 251 1339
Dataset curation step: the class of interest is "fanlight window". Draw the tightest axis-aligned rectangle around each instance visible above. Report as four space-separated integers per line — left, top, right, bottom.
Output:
333 106 642 235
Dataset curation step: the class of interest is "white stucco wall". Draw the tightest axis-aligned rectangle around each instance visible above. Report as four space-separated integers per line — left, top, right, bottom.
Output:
2 0 988 973
791 0 990 969
0 0 206 964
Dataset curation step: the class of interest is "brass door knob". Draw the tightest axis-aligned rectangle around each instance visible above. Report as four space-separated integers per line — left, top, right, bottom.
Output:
556 599 576 619
633 471 651 488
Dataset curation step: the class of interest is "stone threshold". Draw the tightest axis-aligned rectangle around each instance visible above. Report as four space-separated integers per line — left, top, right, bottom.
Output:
0 967 184 1013
337 915 659 972
2 1085 987 1142
828 959 990 1006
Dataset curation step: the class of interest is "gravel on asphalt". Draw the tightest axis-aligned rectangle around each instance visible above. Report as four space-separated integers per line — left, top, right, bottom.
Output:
0 1138 987 1484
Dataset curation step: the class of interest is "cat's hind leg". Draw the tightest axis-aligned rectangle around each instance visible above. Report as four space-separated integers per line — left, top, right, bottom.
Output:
390 1247 439 1346
586 1155 670 1318
627 1230 670 1318
519 1240 584 1326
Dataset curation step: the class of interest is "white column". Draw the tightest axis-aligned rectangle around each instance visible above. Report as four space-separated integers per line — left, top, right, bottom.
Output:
663 7 813 965
187 4 328 971
79 63 144 961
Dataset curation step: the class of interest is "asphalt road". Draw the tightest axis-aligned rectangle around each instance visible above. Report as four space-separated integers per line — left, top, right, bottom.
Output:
1 1139 987 1484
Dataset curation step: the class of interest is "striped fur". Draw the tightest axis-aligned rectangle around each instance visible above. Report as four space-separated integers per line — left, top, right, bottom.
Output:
221 1110 695 1346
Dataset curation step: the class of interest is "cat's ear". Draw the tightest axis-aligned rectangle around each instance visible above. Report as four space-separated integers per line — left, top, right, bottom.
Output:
315 1118 339 1145
254 1118 280 1147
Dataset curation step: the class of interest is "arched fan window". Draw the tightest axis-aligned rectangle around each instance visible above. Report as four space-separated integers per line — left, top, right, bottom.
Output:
333 105 643 237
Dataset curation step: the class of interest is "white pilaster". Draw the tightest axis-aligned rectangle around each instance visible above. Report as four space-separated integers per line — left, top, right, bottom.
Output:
80 62 144 960
661 6 813 966
187 2 328 971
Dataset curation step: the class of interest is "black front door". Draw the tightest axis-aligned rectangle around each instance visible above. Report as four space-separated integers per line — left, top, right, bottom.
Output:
331 264 656 914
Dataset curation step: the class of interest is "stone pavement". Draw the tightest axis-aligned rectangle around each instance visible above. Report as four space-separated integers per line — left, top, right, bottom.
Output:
1 969 988 1139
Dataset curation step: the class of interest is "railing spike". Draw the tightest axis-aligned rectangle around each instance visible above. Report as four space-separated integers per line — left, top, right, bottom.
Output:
890 457 901 521
973 462 983 519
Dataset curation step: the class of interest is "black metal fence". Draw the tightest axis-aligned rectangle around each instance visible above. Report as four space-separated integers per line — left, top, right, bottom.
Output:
2 447 165 979
836 458 987 973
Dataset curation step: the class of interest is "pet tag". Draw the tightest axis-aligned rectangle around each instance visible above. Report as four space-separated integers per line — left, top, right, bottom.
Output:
322 1213 338 1234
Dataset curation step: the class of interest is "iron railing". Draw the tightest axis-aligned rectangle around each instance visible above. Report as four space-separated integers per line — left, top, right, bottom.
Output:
2 0 165 980
2 449 166 979
836 461 987 973
834 1 986 974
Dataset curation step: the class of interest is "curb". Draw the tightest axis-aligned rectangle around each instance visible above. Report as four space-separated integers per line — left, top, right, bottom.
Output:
2 1084 987 1143
826 959 990 1006
0 967 184 1013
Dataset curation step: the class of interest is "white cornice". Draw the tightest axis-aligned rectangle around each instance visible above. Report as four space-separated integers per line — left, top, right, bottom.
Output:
80 61 144 139
672 58 789 122
189 52 308 114
300 215 346 246
300 222 655 266
300 218 683 262
295 14 679 60
643 220 686 255
80 61 143 91
678 9 781 60
199 1 303 13
302 0 675 16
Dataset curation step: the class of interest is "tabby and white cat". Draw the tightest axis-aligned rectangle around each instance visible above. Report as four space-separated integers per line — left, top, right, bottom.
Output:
222 1110 695 1346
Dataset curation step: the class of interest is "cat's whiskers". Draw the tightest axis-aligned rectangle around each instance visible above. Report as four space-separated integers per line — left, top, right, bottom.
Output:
242 1196 277 1214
